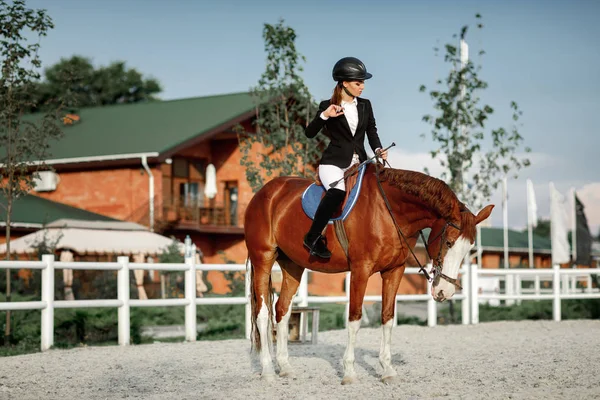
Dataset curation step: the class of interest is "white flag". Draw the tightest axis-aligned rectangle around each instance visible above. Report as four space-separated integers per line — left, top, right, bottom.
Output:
526 179 538 228
550 182 570 264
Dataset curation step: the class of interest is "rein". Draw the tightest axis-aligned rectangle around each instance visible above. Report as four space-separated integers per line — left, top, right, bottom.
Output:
373 161 463 291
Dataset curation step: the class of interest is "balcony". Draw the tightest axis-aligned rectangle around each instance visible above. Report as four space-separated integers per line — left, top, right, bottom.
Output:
160 196 247 234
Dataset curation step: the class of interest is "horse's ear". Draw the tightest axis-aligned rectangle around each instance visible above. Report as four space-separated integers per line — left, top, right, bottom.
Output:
475 205 494 225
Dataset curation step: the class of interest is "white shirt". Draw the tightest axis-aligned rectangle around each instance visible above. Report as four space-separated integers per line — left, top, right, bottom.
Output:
320 97 358 136
320 98 381 159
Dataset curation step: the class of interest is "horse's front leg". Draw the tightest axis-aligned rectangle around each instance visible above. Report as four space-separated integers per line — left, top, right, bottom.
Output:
342 270 369 385
275 261 303 377
379 266 405 384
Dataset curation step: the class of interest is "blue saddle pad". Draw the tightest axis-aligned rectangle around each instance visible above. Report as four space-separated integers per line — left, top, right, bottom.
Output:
301 162 369 223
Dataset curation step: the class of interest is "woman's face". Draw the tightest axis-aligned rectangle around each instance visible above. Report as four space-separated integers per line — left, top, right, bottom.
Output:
343 80 365 97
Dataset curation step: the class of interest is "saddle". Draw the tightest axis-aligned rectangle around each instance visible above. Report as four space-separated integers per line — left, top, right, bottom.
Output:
301 161 370 222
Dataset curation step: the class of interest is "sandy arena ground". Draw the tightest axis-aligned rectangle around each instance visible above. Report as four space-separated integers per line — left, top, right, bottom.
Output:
1 320 598 400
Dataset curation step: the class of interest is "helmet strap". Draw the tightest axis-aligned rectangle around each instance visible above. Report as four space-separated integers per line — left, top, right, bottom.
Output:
341 84 355 99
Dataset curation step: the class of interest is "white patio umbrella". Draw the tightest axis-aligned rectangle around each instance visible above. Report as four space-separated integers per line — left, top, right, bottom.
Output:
204 163 217 199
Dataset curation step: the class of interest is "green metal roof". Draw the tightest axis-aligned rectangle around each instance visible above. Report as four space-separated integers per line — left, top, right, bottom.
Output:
17 92 255 161
0 193 118 226
478 227 552 251
418 227 552 252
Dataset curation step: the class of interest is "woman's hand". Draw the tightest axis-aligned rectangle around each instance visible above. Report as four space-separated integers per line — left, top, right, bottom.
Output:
376 148 388 160
323 104 344 118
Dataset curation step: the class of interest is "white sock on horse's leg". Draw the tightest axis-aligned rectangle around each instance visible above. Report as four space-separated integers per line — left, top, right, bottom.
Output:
276 297 294 377
257 297 275 380
379 319 397 382
342 319 361 385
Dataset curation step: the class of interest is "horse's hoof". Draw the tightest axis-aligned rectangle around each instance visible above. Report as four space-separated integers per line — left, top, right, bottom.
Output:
279 368 294 378
341 375 358 385
381 375 399 385
261 373 276 382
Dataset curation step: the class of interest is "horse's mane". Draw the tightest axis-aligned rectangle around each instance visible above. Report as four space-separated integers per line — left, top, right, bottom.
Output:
379 168 460 220
378 167 478 239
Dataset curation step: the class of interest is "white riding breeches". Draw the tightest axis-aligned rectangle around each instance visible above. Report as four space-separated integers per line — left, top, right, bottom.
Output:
319 154 360 191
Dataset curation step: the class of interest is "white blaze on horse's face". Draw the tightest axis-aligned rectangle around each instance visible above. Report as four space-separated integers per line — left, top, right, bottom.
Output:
432 236 472 302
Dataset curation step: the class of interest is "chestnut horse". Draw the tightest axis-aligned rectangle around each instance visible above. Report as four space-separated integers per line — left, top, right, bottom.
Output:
244 164 493 384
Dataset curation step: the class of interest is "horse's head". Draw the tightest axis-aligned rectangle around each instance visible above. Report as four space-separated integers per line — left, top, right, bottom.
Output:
428 204 494 302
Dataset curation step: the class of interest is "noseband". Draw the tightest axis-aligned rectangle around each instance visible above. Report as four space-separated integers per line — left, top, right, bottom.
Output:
374 163 463 291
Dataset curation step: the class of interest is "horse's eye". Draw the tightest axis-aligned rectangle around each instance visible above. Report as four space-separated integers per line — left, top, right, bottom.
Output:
446 241 453 248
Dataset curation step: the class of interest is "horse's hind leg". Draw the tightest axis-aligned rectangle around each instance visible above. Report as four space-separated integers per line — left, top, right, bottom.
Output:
250 253 277 381
275 260 304 377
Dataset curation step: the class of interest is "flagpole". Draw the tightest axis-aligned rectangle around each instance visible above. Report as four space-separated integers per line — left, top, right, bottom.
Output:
570 187 577 266
503 177 509 271
527 179 534 269
502 176 513 304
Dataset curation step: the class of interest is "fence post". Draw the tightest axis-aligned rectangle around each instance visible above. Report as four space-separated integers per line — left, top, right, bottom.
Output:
117 256 130 346
185 255 197 342
534 275 541 298
298 270 309 333
41 254 55 351
427 274 436 327
298 271 308 307
344 272 350 328
553 264 561 321
245 261 252 340
461 263 470 325
515 274 522 306
470 262 479 324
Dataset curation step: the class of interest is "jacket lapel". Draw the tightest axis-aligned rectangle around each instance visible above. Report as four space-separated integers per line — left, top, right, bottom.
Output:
356 100 365 134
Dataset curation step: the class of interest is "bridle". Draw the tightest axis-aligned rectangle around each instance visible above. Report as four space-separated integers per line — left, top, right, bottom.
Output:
373 161 463 291
418 222 463 290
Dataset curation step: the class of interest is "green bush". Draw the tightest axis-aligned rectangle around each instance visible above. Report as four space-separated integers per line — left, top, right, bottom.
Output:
438 299 600 323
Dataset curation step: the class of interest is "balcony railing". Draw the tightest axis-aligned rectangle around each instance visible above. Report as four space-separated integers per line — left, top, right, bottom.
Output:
161 196 247 228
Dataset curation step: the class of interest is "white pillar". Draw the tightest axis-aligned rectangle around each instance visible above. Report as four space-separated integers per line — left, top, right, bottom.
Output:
298 271 308 307
461 263 470 325
344 272 350 328
185 255 197 342
534 275 541 298
245 262 252 340
41 254 55 351
515 274 522 305
427 277 436 327
470 262 479 324
553 264 561 322
117 256 130 346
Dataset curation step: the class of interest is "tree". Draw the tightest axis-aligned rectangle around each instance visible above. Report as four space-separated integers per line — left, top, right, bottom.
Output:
237 19 325 193
419 14 531 209
523 218 550 239
28 55 162 112
0 0 68 344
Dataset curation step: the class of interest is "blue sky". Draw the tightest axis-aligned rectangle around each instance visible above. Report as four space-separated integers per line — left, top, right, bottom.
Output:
25 0 600 233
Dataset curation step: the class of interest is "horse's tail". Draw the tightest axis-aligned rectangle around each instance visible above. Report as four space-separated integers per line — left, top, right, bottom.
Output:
248 257 274 354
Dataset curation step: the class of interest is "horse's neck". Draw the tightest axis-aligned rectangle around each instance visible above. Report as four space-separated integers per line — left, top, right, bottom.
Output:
376 181 441 236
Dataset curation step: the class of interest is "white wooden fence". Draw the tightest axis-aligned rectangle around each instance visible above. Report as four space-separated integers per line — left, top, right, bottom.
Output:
0 256 599 351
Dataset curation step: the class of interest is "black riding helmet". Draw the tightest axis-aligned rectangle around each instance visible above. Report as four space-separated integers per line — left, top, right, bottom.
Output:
332 57 372 82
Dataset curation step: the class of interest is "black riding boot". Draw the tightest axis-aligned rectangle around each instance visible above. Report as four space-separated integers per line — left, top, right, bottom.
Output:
303 188 346 258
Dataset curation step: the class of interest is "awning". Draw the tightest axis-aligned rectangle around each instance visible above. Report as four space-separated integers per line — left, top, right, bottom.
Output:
0 219 185 255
